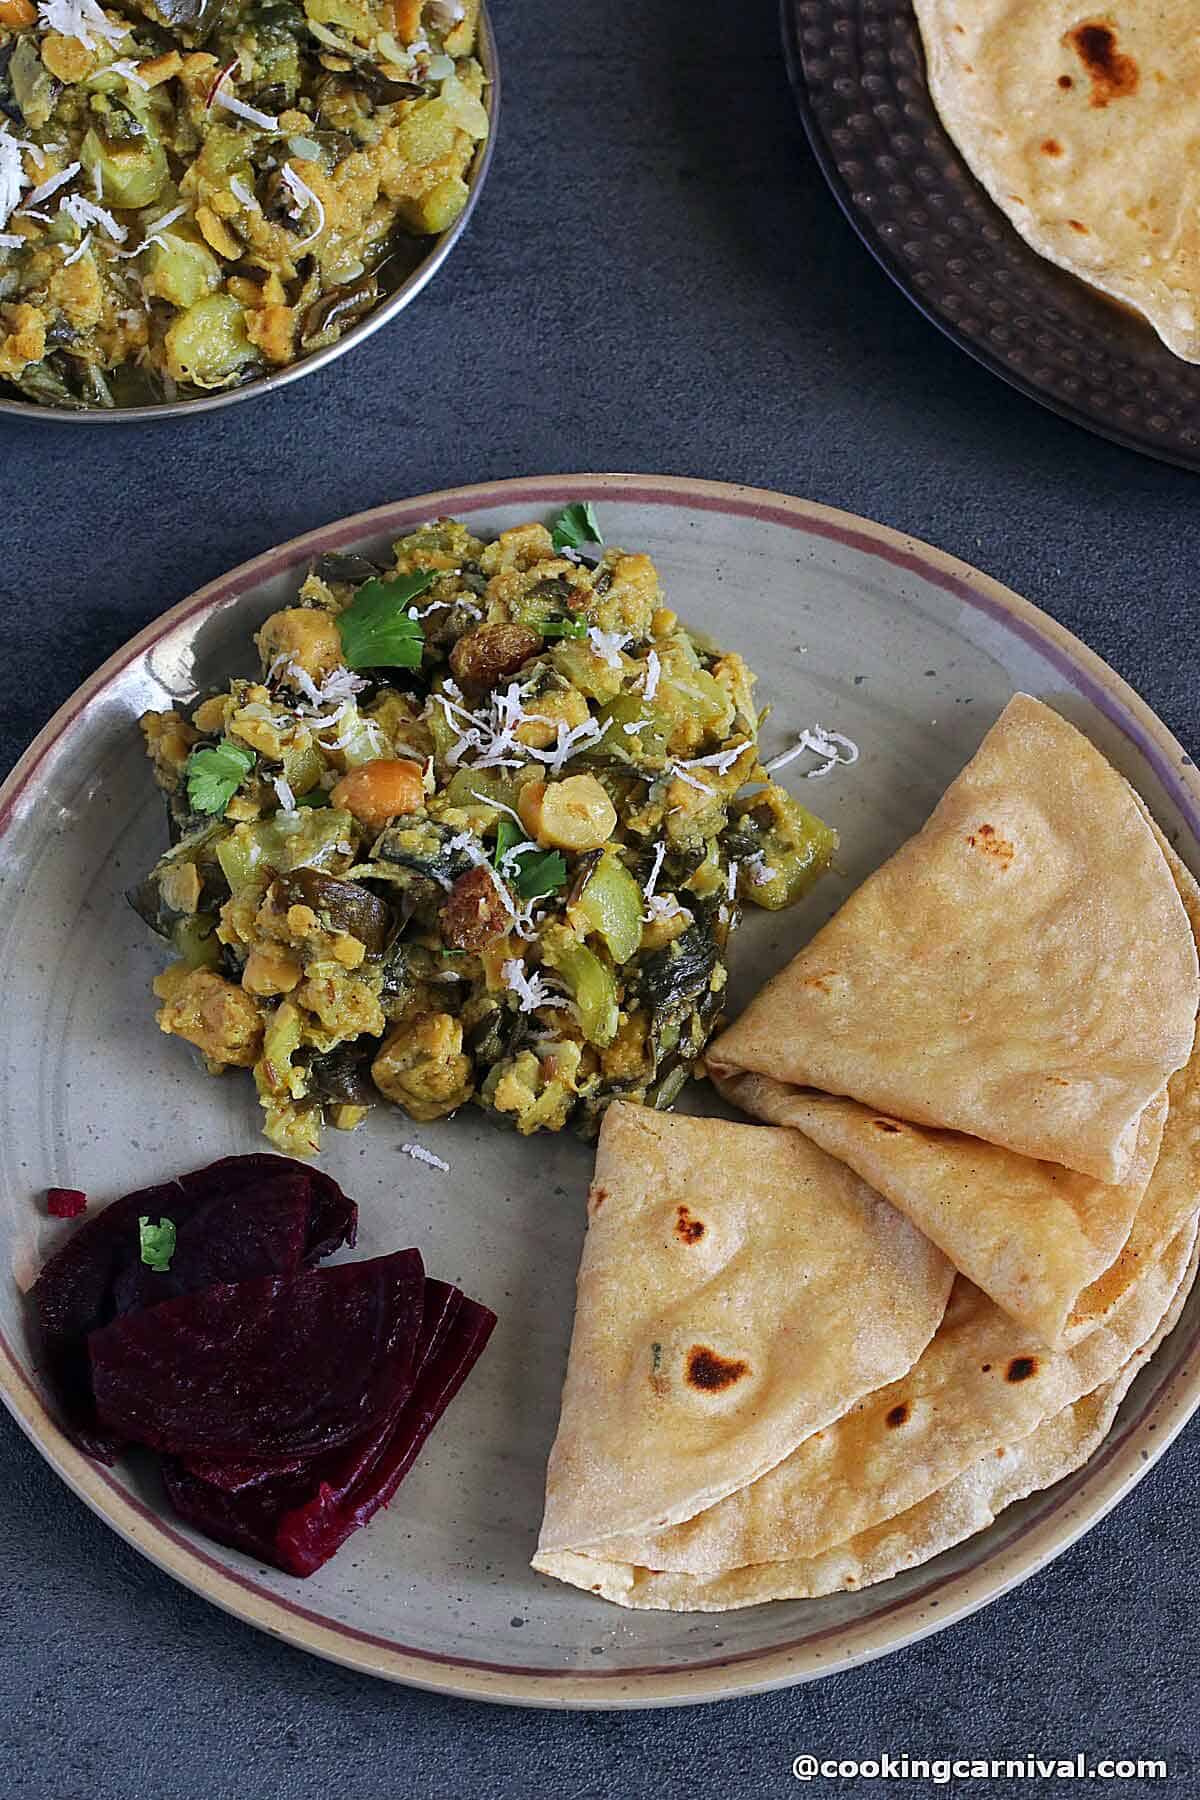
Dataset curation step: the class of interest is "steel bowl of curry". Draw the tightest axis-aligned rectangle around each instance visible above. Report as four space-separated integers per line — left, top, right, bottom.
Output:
0 0 496 420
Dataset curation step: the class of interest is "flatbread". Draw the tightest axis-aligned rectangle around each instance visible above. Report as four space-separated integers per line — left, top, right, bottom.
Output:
535 1105 954 1555
708 695 1198 1183
714 1075 1165 1347
597 1218 1195 1577
913 0 1200 364
533 1222 1198 1611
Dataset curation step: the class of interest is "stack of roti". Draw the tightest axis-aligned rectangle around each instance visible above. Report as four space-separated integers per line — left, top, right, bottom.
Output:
534 696 1200 1610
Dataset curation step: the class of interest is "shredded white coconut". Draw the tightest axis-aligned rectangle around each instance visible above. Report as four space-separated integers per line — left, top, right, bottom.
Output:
61 231 92 265
640 649 661 703
525 715 604 778
37 0 126 48
763 724 860 779
587 627 630 669
0 233 23 251
0 130 30 230
21 160 80 211
213 90 279 131
669 763 714 796
280 161 326 248
642 841 667 905
230 176 258 209
108 57 149 87
622 718 653 735
400 1142 450 1173
726 861 738 901
112 203 188 259
746 851 778 887
60 191 127 242
272 775 297 813
678 743 750 777
501 958 569 1014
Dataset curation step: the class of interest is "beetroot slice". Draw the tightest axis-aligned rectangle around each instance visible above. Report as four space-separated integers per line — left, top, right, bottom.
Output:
276 1293 496 1577
90 1250 424 1461
182 1278 462 1495
30 1156 356 1460
161 1283 495 1576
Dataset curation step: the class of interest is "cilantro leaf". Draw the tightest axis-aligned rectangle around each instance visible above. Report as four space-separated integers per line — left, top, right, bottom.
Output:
541 617 589 640
138 1215 176 1273
336 570 437 670
186 742 255 816
550 503 602 552
294 789 329 808
493 816 567 901
512 849 567 901
493 816 523 866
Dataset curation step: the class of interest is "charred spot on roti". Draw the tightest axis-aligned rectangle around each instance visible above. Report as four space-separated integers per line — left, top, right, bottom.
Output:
685 1345 749 1391
1007 1355 1038 1382
674 1204 706 1244
886 1401 911 1428
590 1186 608 1210
1058 73 1074 88
1068 219 1090 233
965 821 1015 865
873 1118 903 1134
1042 138 1063 156
981 1363 992 1372
1065 20 1139 107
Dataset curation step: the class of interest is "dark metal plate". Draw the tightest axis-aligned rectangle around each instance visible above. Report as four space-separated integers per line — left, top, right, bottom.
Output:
781 0 1200 472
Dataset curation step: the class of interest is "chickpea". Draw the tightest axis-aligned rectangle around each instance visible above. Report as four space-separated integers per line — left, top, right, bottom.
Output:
330 758 426 836
254 607 343 685
518 775 617 852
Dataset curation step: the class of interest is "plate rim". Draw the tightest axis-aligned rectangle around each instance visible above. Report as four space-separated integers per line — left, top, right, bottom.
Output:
2 471 1199 1710
778 0 1200 477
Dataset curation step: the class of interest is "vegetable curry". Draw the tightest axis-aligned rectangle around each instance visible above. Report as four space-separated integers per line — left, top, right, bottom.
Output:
134 508 839 1154
0 0 486 406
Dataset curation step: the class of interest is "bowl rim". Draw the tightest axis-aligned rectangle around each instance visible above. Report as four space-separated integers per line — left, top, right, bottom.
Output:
3 472 1199 1709
0 5 500 426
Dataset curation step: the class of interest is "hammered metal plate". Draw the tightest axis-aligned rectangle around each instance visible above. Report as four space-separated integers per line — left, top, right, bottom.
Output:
781 0 1200 472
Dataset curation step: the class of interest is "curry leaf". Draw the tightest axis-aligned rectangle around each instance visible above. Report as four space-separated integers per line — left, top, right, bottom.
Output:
138 1215 176 1273
550 503 602 553
186 742 254 816
336 570 437 670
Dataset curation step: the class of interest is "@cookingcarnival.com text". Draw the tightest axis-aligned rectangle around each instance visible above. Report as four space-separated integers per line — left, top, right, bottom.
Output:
791 1754 1167 1784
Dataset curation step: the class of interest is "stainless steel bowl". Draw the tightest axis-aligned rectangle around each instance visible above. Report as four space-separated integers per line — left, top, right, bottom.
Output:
0 7 499 426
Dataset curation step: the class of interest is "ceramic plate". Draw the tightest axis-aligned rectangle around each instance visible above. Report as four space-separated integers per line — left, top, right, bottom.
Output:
2 475 1198 1709
781 0 1200 472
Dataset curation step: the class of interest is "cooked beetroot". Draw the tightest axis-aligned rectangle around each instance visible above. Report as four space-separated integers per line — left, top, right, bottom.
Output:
276 1292 496 1576
46 1189 87 1219
90 1250 424 1461
30 1156 356 1459
182 1278 461 1495
162 1279 496 1576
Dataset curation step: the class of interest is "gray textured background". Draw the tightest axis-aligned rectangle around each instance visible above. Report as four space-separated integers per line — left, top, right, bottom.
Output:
1 0 1198 1793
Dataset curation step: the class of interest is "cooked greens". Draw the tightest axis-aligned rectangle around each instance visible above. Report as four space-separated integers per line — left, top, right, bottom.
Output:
135 510 839 1153
0 0 488 408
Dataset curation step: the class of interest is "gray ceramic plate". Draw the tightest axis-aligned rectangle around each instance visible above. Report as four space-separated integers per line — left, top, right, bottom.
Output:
2 475 1198 1708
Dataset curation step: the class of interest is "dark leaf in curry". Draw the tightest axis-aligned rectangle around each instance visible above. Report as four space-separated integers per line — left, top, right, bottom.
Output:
300 275 381 352
369 817 477 891
633 919 721 1066
312 551 385 587
306 1043 378 1107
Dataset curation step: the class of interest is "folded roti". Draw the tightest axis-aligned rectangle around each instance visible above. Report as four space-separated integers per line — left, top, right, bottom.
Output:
714 1075 1166 1347
533 1221 1198 1611
535 1105 954 1555
913 0 1200 365
597 1217 1195 1577
708 695 1199 1183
